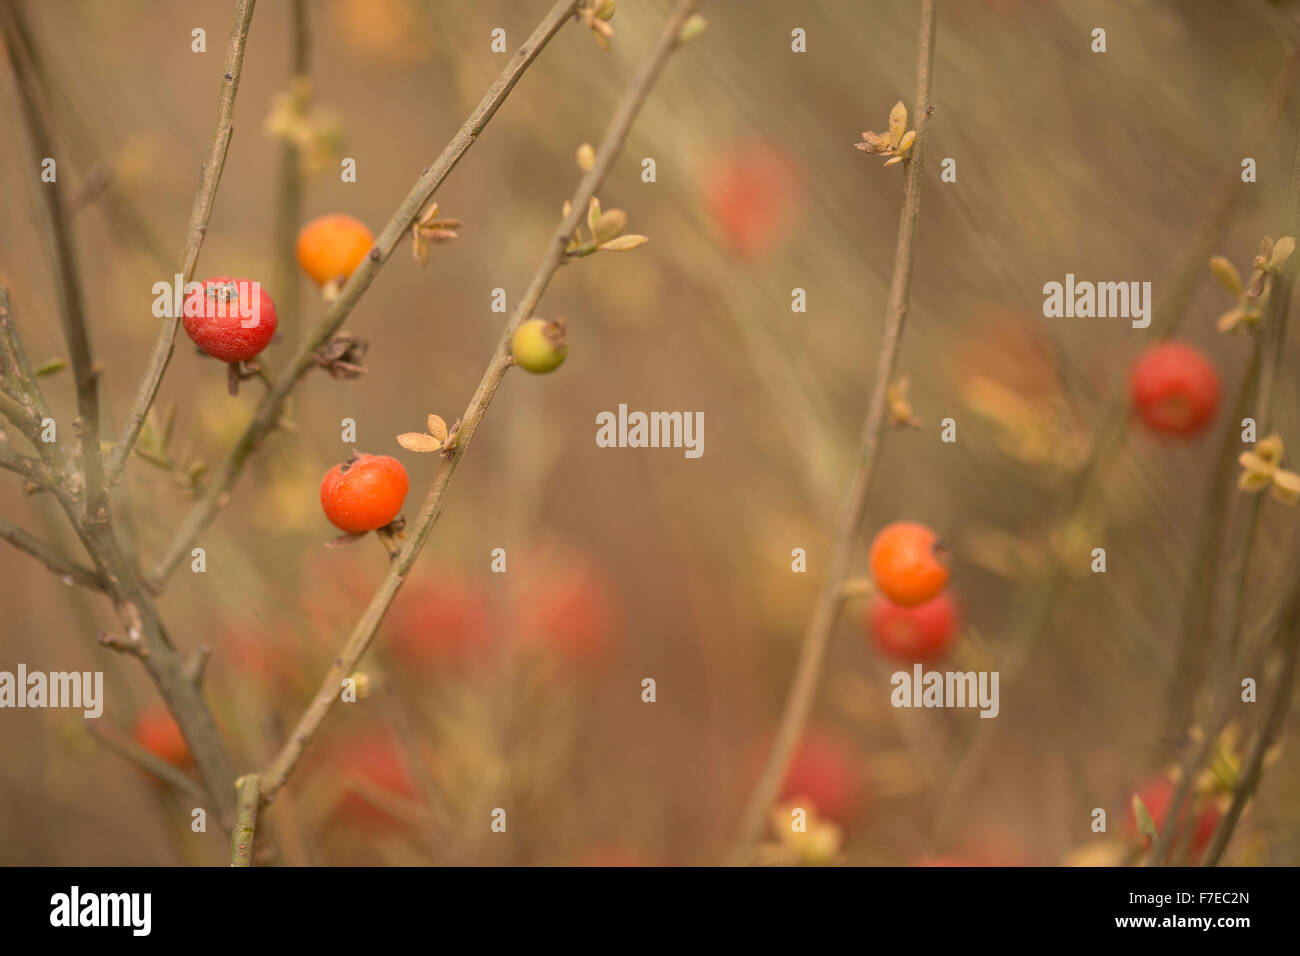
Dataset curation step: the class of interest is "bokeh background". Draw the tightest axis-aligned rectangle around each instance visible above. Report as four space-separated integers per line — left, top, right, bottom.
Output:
1 0 1299 865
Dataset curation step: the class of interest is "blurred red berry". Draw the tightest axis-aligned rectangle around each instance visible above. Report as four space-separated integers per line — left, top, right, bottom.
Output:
388 577 490 669
328 732 420 830
515 554 616 666
1129 341 1219 436
181 276 277 363
132 705 192 770
1126 775 1220 861
702 144 799 257
778 730 863 825
866 591 959 661
217 625 295 690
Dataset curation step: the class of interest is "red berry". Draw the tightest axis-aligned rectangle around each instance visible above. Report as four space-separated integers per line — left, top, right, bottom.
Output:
216 625 295 690
512 548 616 667
132 705 192 770
866 591 959 661
327 731 420 830
702 143 799 257
388 576 490 669
181 277 277 363
1126 775 1220 861
778 730 862 825
319 454 409 533
868 521 950 608
1129 341 1219 436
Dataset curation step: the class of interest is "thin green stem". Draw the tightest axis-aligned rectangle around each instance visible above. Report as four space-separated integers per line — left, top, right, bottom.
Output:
228 773 261 866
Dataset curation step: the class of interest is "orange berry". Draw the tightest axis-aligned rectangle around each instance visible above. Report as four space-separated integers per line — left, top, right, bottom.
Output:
868 521 949 607
319 453 409 533
295 214 375 287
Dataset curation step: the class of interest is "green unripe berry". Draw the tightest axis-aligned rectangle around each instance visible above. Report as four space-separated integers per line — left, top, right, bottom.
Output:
511 318 568 374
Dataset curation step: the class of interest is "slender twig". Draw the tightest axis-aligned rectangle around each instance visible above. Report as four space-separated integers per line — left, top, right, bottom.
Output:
1201 620 1300 865
930 48 1300 843
0 515 103 590
259 0 702 802
106 0 258 483
1215 94 1300 666
730 0 939 862
2 0 106 521
1164 346 1262 744
1149 97 1300 866
184 644 212 686
1150 558 1300 864
228 773 261 866
372 658 454 840
146 0 582 591
0 288 55 432
0 440 47 485
272 0 309 350
98 631 146 657
87 721 208 804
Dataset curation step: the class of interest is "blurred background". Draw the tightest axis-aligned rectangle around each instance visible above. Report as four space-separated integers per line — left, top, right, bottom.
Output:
1 0 1299 865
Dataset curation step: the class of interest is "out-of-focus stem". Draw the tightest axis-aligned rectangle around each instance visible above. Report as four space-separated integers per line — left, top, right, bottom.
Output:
272 0 309 349
731 0 940 862
930 48 1300 844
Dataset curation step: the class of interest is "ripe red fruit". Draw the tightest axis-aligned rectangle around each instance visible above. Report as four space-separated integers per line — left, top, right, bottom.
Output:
778 730 862 825
181 277 277 363
866 591 959 661
388 577 490 669
1129 341 1219 436
702 144 799 257
868 521 949 608
1126 775 1220 861
132 705 192 770
515 558 616 666
216 625 295 690
319 454 409 533
327 732 420 829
